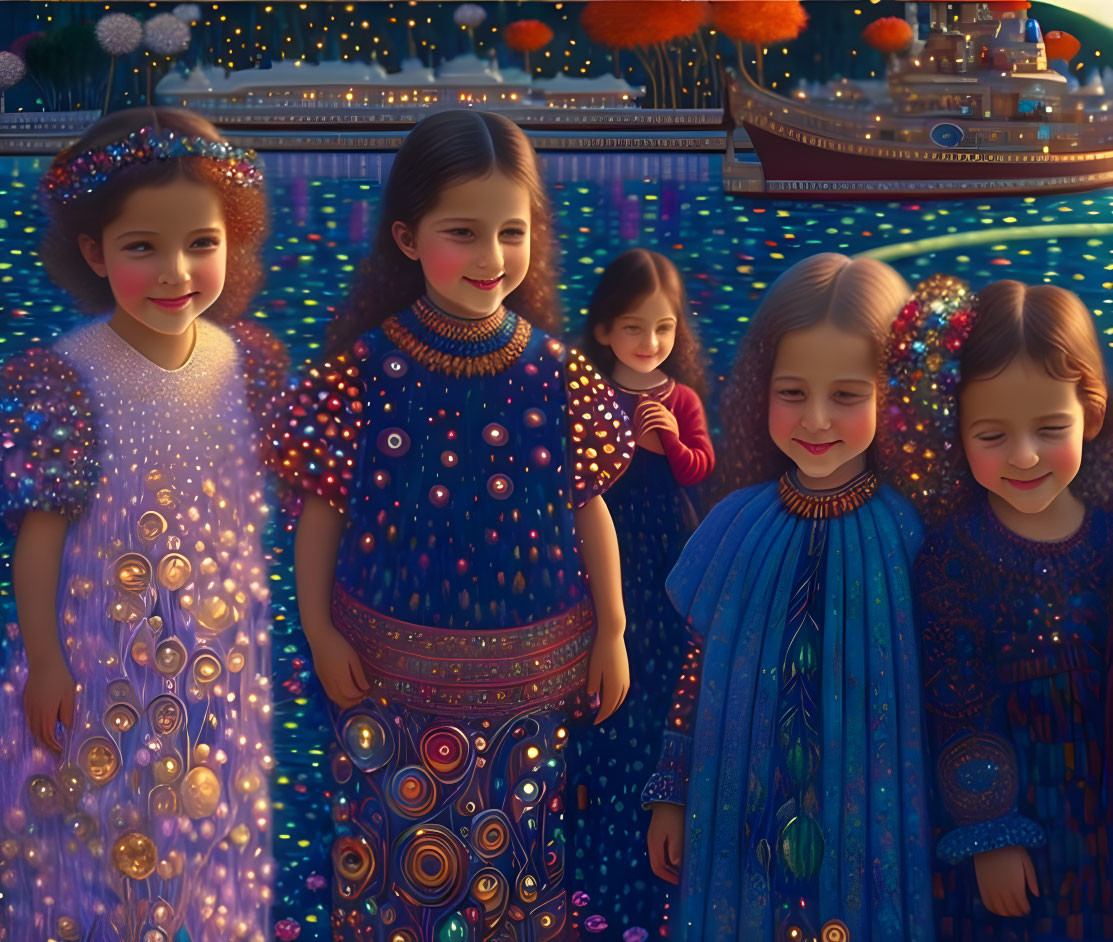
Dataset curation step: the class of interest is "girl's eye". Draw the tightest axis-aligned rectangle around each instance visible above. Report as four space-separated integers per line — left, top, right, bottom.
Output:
657 325 675 334
501 228 526 239
975 432 1004 443
777 389 804 400
446 228 473 238
834 391 867 403
123 241 153 253
1040 425 1070 435
191 236 220 249
622 325 640 334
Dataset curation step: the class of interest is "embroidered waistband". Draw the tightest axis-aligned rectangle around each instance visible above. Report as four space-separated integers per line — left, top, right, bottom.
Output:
331 586 594 715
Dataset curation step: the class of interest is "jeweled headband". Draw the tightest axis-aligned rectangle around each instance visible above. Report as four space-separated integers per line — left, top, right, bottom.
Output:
39 125 263 205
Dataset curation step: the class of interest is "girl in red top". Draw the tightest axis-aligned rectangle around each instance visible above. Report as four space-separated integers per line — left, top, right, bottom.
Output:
568 247 714 939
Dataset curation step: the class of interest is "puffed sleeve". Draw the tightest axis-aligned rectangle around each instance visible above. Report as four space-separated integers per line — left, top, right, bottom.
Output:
562 349 633 508
656 382 715 487
916 528 1046 863
0 347 98 528
641 640 703 807
264 344 366 514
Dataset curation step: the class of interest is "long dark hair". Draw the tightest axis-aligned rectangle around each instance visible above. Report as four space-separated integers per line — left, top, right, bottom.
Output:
38 106 268 323
580 248 708 401
328 110 560 353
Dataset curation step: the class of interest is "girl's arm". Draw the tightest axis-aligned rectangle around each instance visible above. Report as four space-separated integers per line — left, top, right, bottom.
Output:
643 639 704 883
917 532 1044 915
295 493 370 708
14 510 74 752
573 494 628 723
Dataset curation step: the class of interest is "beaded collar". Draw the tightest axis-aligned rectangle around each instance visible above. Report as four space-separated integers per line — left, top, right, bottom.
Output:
778 468 879 520
382 295 532 377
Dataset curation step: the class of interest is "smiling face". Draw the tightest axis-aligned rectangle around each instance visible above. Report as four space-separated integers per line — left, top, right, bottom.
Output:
392 170 531 320
592 288 677 386
78 177 227 336
960 355 1086 519
768 322 878 489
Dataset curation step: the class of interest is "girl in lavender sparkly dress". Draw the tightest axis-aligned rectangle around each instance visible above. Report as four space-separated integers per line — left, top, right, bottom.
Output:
0 108 285 941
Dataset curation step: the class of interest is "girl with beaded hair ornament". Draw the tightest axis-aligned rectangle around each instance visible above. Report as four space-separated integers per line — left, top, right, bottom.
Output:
0 107 285 941
642 253 935 942
885 279 1113 941
566 247 714 939
269 109 633 942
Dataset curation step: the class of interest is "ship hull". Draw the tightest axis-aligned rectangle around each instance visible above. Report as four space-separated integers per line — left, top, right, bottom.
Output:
731 120 1113 199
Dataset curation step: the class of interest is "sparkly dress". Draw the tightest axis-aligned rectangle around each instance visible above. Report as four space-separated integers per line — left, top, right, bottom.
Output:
642 471 934 942
918 500 1113 942
0 319 278 942
269 296 633 942
567 378 713 940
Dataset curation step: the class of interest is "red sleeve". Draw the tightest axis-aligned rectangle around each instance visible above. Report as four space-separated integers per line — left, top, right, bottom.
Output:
656 383 715 487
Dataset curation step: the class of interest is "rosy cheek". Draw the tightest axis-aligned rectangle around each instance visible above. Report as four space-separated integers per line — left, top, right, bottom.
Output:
421 245 469 284
962 443 1001 488
107 260 152 300
767 400 797 449
840 406 876 450
1042 438 1083 477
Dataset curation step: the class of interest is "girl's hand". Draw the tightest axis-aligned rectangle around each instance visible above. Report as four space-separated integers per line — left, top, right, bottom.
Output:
308 626 373 709
23 659 75 754
974 846 1039 917
587 627 629 723
647 802 684 884
635 399 680 435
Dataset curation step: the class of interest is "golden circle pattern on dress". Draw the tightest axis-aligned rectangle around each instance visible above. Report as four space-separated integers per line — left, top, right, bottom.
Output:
78 737 120 786
191 651 222 685
156 553 192 591
111 831 157 880
104 702 138 733
180 766 221 818
113 552 152 593
341 713 393 772
386 766 438 819
470 810 510 859
397 824 466 907
153 638 187 677
820 919 850 942
147 694 184 736
136 510 168 543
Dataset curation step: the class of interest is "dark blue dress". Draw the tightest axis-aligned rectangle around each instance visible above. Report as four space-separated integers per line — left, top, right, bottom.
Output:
567 378 712 941
917 500 1113 942
270 296 633 942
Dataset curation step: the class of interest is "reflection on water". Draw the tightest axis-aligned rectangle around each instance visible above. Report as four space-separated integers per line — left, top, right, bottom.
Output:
0 150 1111 936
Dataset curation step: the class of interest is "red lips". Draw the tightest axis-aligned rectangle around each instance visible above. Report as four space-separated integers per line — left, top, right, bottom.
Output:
148 293 197 310
464 275 504 291
793 439 838 456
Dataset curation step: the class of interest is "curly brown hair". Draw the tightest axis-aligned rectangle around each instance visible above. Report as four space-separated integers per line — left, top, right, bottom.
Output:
717 253 910 496
579 247 708 401
327 109 560 354
958 280 1112 511
37 106 268 323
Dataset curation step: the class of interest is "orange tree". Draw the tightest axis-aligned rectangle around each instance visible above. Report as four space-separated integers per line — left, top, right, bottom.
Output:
709 0 808 86
504 20 553 75
581 1 709 107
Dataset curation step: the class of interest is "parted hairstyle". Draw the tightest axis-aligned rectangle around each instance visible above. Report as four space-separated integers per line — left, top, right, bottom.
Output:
718 253 910 494
328 109 560 354
959 279 1111 508
580 247 708 401
38 106 268 323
